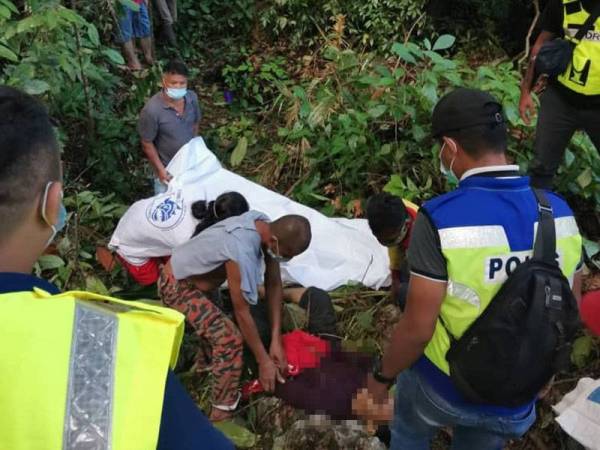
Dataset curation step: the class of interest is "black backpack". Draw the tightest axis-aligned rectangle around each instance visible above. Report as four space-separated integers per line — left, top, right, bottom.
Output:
442 189 580 407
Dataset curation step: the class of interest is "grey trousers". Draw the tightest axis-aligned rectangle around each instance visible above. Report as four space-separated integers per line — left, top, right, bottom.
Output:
529 84 600 189
153 0 177 24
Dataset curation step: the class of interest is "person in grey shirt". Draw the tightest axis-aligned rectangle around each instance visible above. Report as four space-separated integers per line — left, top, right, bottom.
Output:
138 59 201 194
159 210 312 421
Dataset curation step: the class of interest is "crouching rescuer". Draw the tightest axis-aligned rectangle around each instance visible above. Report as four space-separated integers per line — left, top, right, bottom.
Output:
356 88 583 450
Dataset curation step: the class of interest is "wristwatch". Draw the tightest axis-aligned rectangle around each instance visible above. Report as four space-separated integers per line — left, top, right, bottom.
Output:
372 357 395 386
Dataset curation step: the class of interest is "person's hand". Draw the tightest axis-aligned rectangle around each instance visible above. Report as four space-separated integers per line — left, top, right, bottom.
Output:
258 357 279 392
269 337 287 381
158 168 173 185
352 375 394 434
519 90 537 126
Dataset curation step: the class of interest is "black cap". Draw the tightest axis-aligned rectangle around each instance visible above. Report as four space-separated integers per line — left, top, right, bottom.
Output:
431 88 505 137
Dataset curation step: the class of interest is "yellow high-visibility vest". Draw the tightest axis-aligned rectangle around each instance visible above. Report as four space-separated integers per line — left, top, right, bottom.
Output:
558 0 600 95
424 218 581 375
0 288 184 450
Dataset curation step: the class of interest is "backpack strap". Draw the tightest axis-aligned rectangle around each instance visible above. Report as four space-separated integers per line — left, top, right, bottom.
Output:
532 189 558 265
573 2 600 43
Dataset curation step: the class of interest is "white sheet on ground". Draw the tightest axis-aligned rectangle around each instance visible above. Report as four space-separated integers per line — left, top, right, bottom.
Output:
553 377 600 450
109 137 391 291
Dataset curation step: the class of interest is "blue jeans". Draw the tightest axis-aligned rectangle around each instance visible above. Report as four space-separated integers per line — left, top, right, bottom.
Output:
158 370 234 450
119 2 151 42
390 368 536 450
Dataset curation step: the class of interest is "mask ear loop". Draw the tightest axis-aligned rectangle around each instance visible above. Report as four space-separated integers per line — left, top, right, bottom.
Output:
40 181 53 227
446 138 458 176
212 199 219 219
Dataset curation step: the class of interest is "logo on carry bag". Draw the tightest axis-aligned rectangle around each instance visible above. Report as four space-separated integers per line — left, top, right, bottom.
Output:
146 191 185 230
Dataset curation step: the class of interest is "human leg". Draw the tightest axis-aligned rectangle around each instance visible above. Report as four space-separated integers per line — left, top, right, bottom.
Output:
132 2 154 65
389 370 440 450
409 367 535 450
450 426 507 450
580 106 600 155
118 8 142 70
158 370 234 450
529 85 579 189
158 271 243 420
154 0 174 24
450 400 535 450
298 287 338 336
153 0 177 46
168 0 177 22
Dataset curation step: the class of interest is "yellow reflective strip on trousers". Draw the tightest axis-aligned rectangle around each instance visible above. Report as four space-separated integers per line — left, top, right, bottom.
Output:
424 232 582 375
557 1 600 94
0 291 74 450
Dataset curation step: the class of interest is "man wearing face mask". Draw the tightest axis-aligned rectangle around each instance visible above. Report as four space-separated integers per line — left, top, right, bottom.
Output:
355 88 583 449
0 86 233 450
159 211 312 421
138 59 201 194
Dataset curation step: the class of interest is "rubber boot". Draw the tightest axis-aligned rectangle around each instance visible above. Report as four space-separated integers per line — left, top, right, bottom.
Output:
163 23 177 47
122 40 142 71
139 36 154 66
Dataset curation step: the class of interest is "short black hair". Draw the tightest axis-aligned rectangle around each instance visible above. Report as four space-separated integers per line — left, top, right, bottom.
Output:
191 191 249 237
0 86 60 238
366 193 408 236
164 59 189 77
271 215 312 255
445 122 507 159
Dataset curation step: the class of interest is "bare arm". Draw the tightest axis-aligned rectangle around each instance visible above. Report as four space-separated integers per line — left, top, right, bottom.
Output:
263 253 287 371
225 260 281 391
519 31 556 124
226 260 269 363
141 140 170 182
264 253 284 336
356 274 445 419
521 31 556 94
380 275 446 378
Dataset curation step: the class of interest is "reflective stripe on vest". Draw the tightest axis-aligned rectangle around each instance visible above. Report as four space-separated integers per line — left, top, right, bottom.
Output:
63 301 117 449
423 216 582 375
558 0 600 95
0 290 184 450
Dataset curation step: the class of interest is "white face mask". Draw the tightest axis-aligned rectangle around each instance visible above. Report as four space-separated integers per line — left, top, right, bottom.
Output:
41 182 68 248
439 141 457 181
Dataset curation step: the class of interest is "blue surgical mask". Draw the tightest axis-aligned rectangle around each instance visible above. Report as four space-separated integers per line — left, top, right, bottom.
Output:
41 182 68 247
165 87 187 100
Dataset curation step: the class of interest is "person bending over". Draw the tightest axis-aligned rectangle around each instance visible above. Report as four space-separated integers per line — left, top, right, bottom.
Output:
159 211 312 421
366 193 418 309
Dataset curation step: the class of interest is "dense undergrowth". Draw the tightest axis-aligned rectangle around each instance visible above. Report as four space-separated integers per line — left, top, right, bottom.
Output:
2 1 600 448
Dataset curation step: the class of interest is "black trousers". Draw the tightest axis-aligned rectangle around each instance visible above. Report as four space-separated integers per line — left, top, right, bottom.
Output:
529 84 600 189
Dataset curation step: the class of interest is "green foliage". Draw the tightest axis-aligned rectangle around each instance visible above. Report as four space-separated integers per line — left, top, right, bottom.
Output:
35 190 127 292
571 335 598 369
260 0 428 50
223 52 290 109
234 36 598 212
177 0 255 61
272 38 461 207
0 0 152 197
